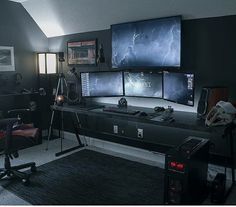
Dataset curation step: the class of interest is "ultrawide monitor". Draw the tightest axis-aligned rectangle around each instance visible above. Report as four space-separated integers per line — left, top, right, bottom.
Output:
124 71 163 98
163 72 194 106
111 16 181 68
80 71 124 97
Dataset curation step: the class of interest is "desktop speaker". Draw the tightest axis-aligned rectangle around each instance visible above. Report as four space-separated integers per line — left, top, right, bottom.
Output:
67 81 79 105
197 87 228 119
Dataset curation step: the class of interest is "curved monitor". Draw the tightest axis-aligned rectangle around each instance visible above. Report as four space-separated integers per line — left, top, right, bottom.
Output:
124 71 163 98
81 71 124 97
163 72 194 106
111 16 181 68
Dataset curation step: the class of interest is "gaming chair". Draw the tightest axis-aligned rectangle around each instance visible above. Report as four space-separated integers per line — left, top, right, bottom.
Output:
0 109 40 185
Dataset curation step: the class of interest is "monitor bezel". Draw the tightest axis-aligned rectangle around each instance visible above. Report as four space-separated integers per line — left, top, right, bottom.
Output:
162 71 195 107
123 69 163 99
111 15 182 69
80 70 125 98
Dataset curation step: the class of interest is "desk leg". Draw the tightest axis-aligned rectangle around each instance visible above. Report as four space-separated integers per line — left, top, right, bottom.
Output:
46 110 55 150
230 130 235 184
223 125 235 201
74 118 83 146
55 145 84 157
60 110 64 152
55 111 84 157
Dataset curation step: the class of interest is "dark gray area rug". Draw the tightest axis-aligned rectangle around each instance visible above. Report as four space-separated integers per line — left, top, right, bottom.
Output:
1 149 164 205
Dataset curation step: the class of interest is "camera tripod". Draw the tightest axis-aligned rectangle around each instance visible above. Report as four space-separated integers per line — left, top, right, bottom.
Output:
46 62 68 151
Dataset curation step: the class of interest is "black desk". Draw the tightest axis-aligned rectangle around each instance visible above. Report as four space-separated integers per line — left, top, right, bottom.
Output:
49 103 235 200
50 104 234 161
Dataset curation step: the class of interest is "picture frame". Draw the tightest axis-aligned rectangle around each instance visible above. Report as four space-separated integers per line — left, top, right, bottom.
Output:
67 40 97 65
0 46 15 72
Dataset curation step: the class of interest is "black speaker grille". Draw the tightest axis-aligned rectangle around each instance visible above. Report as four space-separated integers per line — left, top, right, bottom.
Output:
59 52 65 62
197 88 208 116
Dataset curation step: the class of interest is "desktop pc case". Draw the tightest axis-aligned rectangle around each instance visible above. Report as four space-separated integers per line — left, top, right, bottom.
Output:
164 137 209 204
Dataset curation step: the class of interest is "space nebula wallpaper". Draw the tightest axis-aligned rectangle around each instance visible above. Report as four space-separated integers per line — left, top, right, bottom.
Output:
81 71 123 97
112 16 181 68
124 71 162 98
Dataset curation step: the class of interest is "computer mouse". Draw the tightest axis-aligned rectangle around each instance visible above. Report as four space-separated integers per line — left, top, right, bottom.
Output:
139 111 148 117
154 106 165 112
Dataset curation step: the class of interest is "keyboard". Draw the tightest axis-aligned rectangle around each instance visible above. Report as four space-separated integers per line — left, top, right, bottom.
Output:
103 107 140 115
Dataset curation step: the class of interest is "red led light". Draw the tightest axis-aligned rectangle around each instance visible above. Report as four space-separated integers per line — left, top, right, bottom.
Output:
169 161 185 171
176 163 185 171
170 162 177 168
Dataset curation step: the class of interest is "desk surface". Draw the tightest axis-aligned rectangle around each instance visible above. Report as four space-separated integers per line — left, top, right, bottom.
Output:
51 104 224 134
0 92 38 97
51 103 235 166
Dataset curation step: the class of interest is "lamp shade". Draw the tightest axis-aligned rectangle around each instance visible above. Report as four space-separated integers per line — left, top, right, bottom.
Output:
38 53 57 74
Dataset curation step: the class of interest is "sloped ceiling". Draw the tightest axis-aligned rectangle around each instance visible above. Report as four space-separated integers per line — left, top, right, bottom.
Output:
9 0 236 38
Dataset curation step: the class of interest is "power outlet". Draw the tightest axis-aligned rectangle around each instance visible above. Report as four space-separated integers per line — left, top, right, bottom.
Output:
113 125 118 134
137 128 143 138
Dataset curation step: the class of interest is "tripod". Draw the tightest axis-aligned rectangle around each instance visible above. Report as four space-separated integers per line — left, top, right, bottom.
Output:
46 62 68 150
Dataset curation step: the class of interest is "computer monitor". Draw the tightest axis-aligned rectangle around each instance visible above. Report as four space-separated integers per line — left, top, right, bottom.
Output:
80 71 124 97
111 16 181 68
163 72 194 106
124 71 163 98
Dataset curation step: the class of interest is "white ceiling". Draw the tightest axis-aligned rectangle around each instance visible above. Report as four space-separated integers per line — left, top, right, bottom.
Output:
10 0 28 2
9 0 236 38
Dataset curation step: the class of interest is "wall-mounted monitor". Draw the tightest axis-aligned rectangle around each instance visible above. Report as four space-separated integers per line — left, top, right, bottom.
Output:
163 72 194 106
124 71 162 98
80 71 124 97
111 16 181 68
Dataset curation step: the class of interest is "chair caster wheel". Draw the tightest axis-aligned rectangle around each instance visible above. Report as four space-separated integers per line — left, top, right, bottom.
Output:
0 172 7 178
22 178 30 186
7 172 14 177
31 165 37 173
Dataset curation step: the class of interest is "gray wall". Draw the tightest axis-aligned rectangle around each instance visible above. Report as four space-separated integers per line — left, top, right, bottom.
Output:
48 15 236 113
182 15 236 110
0 0 48 94
0 0 48 112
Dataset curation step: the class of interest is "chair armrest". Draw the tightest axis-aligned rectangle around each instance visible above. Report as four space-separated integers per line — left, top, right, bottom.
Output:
8 109 30 115
0 118 20 127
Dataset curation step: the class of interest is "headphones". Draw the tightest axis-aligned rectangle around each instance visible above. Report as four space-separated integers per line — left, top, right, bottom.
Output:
118 98 127 108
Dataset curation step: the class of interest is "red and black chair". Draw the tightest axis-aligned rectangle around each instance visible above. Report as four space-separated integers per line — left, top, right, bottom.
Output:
0 109 40 185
